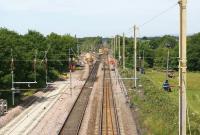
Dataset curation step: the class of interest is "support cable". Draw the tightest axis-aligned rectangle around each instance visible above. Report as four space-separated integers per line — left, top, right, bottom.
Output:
121 2 178 37
139 3 178 28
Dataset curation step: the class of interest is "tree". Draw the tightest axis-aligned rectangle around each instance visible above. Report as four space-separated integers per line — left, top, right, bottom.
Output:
187 33 200 71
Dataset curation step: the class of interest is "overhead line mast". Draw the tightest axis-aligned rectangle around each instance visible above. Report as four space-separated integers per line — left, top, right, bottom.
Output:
118 35 121 62
123 33 125 69
115 35 118 59
134 25 137 88
178 0 187 135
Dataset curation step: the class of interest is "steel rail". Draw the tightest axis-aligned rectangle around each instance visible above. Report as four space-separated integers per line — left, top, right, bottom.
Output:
59 60 100 135
99 54 121 135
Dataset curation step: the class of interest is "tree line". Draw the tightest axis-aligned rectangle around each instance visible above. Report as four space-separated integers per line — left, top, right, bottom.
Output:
0 28 102 90
114 33 200 71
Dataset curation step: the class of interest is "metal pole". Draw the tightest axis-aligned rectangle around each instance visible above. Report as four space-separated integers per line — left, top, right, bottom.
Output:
11 70 15 106
134 25 137 88
112 38 114 55
143 50 145 68
77 45 80 57
111 38 113 55
34 50 37 82
118 36 121 62
123 33 125 69
76 35 80 64
166 49 169 80
115 36 117 58
116 35 118 59
139 50 141 73
112 38 114 56
11 49 15 106
75 35 79 56
45 51 48 85
113 37 115 58
12 90 15 106
69 48 72 96
178 0 187 135
115 36 117 59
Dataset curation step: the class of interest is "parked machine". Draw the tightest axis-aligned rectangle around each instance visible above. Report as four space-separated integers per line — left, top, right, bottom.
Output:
0 99 7 116
84 53 94 66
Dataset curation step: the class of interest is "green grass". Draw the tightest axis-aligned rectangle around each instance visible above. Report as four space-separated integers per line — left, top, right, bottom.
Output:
145 70 200 115
144 70 200 134
187 73 200 115
119 68 200 135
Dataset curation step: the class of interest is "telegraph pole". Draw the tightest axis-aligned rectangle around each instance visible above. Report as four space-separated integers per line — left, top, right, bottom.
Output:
178 0 187 135
118 36 121 62
123 33 125 69
134 25 137 88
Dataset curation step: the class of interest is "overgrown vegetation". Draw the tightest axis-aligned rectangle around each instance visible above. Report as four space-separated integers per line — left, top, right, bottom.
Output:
120 69 200 135
146 70 200 134
120 69 178 134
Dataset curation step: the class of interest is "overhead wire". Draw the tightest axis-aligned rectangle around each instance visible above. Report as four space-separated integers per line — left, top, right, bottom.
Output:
111 2 192 134
139 2 179 28
117 2 179 38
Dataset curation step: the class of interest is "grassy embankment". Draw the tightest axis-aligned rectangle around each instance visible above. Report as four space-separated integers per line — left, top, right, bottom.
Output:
119 69 200 135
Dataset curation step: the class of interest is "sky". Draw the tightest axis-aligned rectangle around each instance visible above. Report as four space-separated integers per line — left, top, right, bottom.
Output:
0 0 199 37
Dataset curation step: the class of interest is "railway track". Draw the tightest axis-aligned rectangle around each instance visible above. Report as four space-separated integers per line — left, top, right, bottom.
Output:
99 55 120 135
59 60 100 135
0 82 69 135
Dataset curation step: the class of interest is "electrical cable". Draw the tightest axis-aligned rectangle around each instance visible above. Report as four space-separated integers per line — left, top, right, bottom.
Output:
117 2 178 37
139 3 178 28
